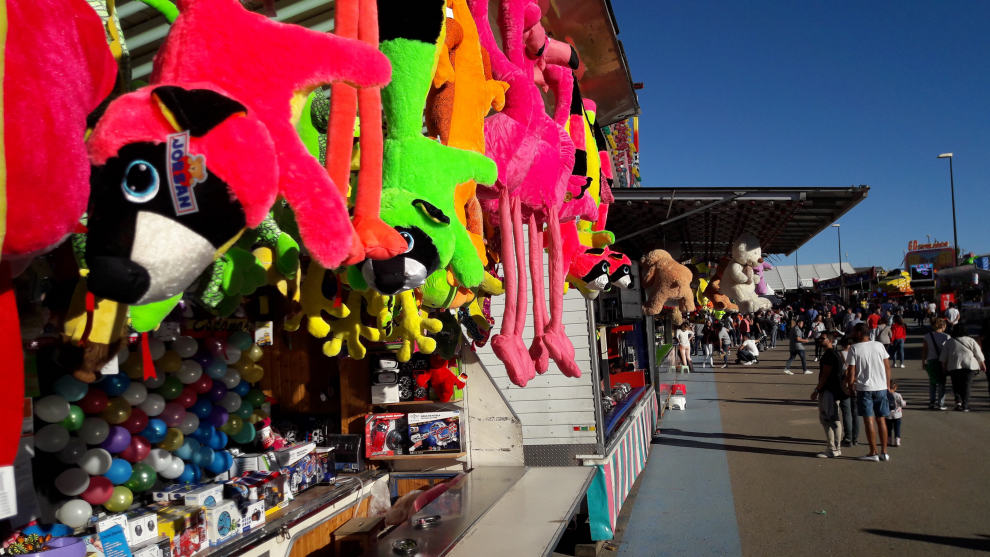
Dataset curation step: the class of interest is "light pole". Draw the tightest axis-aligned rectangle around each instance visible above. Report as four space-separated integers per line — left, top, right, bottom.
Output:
832 224 843 302
938 153 959 263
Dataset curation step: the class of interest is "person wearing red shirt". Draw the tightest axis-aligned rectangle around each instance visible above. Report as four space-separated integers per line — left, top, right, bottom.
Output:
890 315 908 368
866 309 882 341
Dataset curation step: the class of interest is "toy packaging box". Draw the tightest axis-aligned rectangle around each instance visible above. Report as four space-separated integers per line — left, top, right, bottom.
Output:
275 442 316 467
315 448 337 483
238 500 266 533
233 453 277 475
131 536 171 557
364 413 408 458
408 412 461 453
280 452 326 496
182 484 224 508
156 506 206 557
126 509 160 547
205 501 241 546
226 471 289 515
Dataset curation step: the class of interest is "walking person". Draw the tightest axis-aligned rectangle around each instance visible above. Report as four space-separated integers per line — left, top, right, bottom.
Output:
701 322 716 368
866 308 881 341
875 317 893 355
921 318 949 410
945 302 960 327
717 323 732 369
940 323 986 411
692 319 705 356
783 318 812 375
885 380 905 447
844 323 892 462
675 322 695 372
811 333 847 458
837 336 860 447
890 315 907 368
811 315 825 361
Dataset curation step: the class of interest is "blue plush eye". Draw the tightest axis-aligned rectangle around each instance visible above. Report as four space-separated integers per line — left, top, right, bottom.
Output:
121 160 159 203
400 231 414 253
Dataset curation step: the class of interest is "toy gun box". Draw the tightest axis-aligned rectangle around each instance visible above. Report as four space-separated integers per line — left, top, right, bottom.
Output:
407 412 460 453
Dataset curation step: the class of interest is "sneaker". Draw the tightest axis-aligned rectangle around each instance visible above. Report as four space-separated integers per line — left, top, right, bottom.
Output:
895 437 901 446
858 455 880 462
721 364 727 369
783 369 794 375
955 404 963 411
963 407 971 412
742 361 754 366
816 451 840 458
803 370 813 375
928 403 936 410
939 405 948 411
840 440 852 447
880 453 891 461
814 357 819 362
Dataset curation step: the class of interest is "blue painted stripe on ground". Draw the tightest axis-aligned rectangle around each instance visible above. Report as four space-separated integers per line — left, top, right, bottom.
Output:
617 357 743 557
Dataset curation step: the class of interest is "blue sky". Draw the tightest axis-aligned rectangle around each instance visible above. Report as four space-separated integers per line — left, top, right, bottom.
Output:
611 1 990 270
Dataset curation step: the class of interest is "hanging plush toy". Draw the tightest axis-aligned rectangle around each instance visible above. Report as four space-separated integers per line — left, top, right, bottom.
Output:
349 0 497 296
415 355 466 402
641 249 696 315
85 0 391 308
720 233 772 313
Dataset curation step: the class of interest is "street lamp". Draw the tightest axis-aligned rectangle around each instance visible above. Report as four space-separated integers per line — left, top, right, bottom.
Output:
938 153 959 263
832 224 843 302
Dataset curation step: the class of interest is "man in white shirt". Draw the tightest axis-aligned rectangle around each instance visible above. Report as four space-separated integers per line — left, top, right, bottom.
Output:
736 333 759 365
844 323 892 462
945 302 960 326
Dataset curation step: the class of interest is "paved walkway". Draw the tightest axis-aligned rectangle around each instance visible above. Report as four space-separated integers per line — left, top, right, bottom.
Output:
615 328 990 556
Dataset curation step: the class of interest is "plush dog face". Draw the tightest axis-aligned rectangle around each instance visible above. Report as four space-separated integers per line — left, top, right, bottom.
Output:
360 224 440 296
85 85 275 305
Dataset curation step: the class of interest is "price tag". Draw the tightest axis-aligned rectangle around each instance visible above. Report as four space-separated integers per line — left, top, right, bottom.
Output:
101 355 120 375
0 465 18 520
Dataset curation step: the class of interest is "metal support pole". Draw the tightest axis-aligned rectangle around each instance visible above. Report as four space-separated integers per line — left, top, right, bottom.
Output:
950 157 959 264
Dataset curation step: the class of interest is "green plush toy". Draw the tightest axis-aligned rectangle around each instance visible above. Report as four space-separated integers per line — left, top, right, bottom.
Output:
350 0 497 296
193 246 268 317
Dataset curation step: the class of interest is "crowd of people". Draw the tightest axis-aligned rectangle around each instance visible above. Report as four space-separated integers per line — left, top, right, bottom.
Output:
672 297 988 462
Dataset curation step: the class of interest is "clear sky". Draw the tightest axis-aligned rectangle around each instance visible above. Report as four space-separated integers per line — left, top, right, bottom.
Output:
610 0 990 270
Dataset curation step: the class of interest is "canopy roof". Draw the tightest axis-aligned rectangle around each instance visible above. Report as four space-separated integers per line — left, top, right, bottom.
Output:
763 263 855 293
608 186 869 261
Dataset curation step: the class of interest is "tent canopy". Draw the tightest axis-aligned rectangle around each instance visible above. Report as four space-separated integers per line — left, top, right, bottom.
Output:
763 263 855 293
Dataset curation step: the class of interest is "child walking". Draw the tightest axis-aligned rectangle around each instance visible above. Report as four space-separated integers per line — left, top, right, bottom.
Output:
886 380 906 447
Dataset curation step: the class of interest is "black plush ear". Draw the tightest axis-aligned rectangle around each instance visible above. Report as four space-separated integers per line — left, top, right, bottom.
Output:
573 149 588 177
152 86 247 137
412 199 450 225
567 45 580 70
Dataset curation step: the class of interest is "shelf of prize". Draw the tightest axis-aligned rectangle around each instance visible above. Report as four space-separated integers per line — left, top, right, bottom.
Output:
368 452 466 460
374 400 462 406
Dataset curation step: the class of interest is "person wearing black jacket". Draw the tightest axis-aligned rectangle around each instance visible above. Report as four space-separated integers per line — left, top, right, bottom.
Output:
811 333 848 458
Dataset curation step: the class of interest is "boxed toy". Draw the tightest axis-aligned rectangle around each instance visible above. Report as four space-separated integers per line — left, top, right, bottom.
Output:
182 484 223 508
408 412 461 453
239 500 265 533
315 448 336 483
132 536 171 557
152 485 183 503
126 509 160 547
205 501 241 546
227 471 289 515
365 413 408 458
167 485 200 503
324 435 362 473
157 506 206 557
275 442 316 467
96 513 130 545
370 352 400 404
280 452 325 495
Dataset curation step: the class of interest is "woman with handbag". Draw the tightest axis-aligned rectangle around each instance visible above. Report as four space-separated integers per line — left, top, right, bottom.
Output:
875 319 893 355
940 323 986 412
921 318 949 410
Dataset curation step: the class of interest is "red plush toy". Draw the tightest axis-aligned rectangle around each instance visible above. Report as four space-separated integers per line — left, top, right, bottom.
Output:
414 355 467 403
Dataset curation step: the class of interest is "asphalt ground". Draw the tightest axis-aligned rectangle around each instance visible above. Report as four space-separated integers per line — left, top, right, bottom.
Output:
612 325 990 556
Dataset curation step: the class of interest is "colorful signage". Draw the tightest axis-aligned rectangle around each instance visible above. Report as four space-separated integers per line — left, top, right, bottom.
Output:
910 264 934 281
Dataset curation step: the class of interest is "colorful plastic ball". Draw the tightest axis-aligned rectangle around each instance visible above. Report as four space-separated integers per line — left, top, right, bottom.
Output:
227 331 253 351
120 435 151 463
56 499 93 528
218 392 242 413
35 395 71 423
174 387 198 409
36 424 70 453
220 368 241 389
190 424 214 445
160 402 186 428
156 351 182 374
104 486 133 512
122 383 149 406
139 393 166 417
173 438 201 461
192 349 215 369
219 415 243 436
121 354 145 379
140 419 168 444
141 448 173 473
160 456 185 480
245 344 264 362
54 375 89 402
176 361 203 385
230 422 256 444
79 476 114 506
192 446 215 468
121 408 149 434
190 375 213 395
78 389 109 414
157 428 184 452
148 338 167 360
172 336 199 359
123 462 156 492
177 412 200 436
96 375 131 397
177 462 198 484
60 405 86 432
100 397 132 425
222 346 241 365
78 448 113 475
190 398 213 419
208 430 228 451
78 417 110 445
206 451 232 474
245 389 266 408
204 337 226 359
234 400 254 420
143 372 166 390
103 458 133 485
55 468 91 496
240 364 265 384
230 355 251 374
206 382 228 403
100 426 132 454
206 406 229 429
156 376 184 401
57 437 88 464
205 359 228 380
231 380 250 397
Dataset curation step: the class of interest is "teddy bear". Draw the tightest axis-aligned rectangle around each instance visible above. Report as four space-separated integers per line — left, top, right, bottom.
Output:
719 233 772 313
640 249 696 315
753 258 774 296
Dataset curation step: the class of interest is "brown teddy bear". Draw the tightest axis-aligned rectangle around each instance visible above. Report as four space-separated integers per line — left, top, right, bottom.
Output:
641 249 696 315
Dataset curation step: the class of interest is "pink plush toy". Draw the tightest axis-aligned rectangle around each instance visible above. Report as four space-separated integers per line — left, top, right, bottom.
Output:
754 258 774 296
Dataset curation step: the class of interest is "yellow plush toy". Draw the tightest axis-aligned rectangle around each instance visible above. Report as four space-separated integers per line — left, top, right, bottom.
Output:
284 262 349 337
322 289 381 359
388 290 442 362
63 276 129 382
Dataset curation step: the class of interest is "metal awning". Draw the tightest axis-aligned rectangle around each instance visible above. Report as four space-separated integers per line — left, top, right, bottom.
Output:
607 186 870 261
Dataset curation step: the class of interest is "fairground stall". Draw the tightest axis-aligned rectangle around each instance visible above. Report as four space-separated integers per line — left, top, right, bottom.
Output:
905 240 957 306
934 255 990 325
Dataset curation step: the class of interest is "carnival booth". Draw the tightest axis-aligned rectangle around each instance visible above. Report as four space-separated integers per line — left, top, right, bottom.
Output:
0 0 663 554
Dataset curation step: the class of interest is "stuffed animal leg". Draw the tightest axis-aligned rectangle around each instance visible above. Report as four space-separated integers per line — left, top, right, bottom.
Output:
285 262 350 337
323 289 381 359
388 290 443 363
